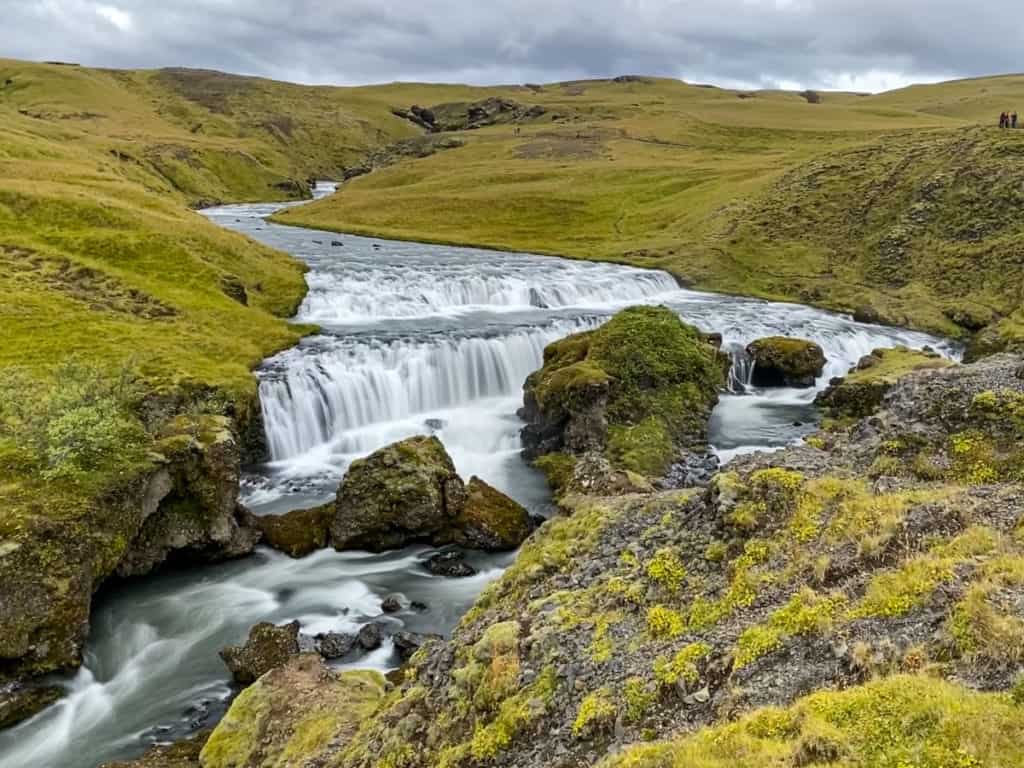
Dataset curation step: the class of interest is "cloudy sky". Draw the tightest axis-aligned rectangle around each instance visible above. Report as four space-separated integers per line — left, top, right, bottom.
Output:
2 1 1022 92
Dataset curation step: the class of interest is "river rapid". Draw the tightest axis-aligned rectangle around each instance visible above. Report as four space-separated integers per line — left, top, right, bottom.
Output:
0 184 959 768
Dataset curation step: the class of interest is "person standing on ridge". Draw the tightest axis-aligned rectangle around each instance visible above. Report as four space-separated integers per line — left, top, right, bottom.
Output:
1000 112 1007 128
1013 112 1019 129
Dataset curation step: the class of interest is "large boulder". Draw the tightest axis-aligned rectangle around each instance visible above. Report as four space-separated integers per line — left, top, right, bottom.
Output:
816 347 953 419
520 305 727 482
220 621 300 685
200 654 385 768
331 436 532 553
746 336 826 388
255 504 333 558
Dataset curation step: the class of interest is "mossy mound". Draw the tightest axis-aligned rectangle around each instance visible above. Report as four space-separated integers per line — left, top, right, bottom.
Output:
200 654 385 768
332 436 532 553
520 306 727 483
816 346 954 419
746 336 826 388
256 504 333 559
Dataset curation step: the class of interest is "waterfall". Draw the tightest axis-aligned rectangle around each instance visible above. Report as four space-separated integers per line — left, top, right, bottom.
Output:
259 320 600 462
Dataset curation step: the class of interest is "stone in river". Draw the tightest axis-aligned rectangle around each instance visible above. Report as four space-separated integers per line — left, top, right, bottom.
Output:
220 621 301 685
356 623 384 651
380 595 404 614
424 550 477 578
315 631 357 660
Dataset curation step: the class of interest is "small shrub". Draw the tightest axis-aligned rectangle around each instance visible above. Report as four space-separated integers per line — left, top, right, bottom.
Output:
646 605 686 639
646 549 687 593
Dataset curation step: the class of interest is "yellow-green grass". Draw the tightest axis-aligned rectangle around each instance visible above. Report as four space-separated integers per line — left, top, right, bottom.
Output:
278 75 1024 347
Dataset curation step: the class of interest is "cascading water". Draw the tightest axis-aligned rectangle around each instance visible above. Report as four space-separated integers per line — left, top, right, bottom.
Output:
1 183 958 768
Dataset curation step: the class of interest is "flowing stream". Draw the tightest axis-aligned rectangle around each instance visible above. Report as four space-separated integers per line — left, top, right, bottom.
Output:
0 184 959 768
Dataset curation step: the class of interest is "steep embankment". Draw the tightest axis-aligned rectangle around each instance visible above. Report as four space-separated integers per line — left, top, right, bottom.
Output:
276 75 1024 353
0 60 444 706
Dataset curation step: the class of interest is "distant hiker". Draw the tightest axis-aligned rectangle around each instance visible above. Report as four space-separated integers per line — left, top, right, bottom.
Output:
1000 112 1008 129
1013 112 1019 129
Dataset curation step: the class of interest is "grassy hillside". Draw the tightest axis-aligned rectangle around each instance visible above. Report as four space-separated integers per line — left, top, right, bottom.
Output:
276 75 1024 350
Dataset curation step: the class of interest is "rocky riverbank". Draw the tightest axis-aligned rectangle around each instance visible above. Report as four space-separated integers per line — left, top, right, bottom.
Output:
113 308 1024 768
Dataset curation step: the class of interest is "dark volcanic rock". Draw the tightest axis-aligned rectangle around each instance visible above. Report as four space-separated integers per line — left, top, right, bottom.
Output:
446 476 533 551
314 631 357 660
424 551 477 578
356 623 384 651
392 631 442 662
220 621 300 685
380 595 404 614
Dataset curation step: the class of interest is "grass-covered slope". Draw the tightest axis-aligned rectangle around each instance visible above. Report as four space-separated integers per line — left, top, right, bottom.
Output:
276 74 1024 351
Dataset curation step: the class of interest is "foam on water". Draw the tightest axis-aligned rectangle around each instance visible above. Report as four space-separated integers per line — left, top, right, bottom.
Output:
1 183 957 768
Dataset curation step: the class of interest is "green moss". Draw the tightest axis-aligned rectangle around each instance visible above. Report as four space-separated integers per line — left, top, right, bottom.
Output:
645 548 687 594
646 605 686 639
468 667 557 759
572 688 616 738
602 676 1024 768
653 642 711 686
607 418 674 477
733 625 783 670
532 452 577 495
623 677 657 722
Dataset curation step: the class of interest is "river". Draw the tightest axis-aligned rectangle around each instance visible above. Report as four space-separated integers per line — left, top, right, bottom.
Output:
0 184 958 768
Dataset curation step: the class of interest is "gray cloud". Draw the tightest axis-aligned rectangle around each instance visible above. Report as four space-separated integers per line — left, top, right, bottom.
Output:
1 0 1021 91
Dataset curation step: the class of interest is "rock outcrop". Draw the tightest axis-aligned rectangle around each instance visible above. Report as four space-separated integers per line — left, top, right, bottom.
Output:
200 655 385 768
0 682 62 729
816 346 953 419
393 98 546 133
220 621 301 685
0 415 258 708
746 336 826 387
331 436 532 553
519 305 727 488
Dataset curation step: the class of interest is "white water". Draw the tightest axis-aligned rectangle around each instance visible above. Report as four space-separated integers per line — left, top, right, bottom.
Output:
0 183 958 768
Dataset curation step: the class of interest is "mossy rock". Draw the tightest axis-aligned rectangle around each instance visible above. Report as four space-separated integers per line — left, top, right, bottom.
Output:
220 621 301 685
200 654 385 768
256 504 333 558
521 306 726 480
445 477 533 552
331 435 467 552
99 733 207 768
816 347 953 419
746 336 826 388
0 682 62 729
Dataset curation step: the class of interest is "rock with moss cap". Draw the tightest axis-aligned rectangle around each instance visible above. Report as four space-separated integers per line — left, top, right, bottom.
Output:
0 681 62 729
520 305 727 482
220 621 301 685
200 653 385 768
255 504 333 558
331 436 531 553
746 336 826 388
444 476 534 551
816 346 953 419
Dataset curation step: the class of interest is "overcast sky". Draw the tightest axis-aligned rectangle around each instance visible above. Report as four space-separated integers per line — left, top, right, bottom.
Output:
2 1 1022 92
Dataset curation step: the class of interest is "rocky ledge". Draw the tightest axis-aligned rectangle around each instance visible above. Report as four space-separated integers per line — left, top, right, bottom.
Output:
0 414 259 725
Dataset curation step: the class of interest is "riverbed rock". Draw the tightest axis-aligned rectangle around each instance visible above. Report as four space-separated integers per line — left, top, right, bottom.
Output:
0 414 257 685
331 436 530 553
314 631 357 660
444 476 533 551
220 621 301 685
520 305 727 485
357 622 385 651
381 595 404 613
99 733 207 768
255 503 333 558
424 550 477 578
0 681 63 729
746 336 826 387
199 654 385 768
816 347 954 419
331 436 466 551
392 631 442 662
